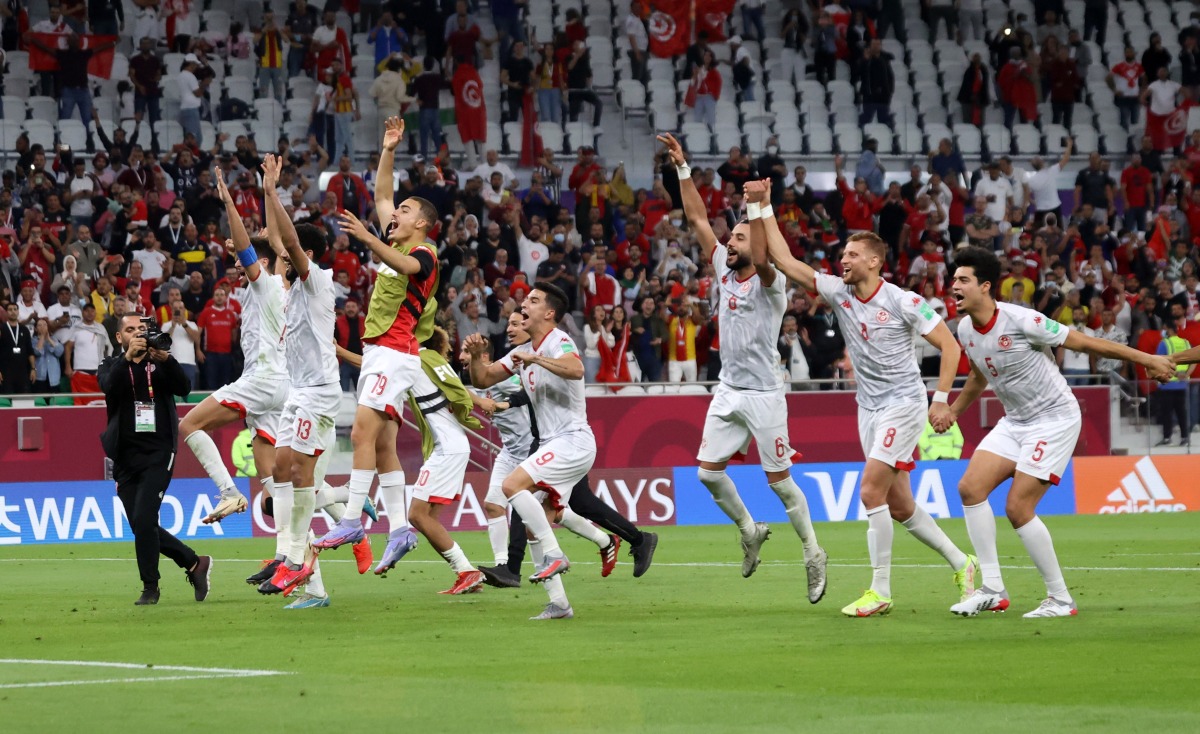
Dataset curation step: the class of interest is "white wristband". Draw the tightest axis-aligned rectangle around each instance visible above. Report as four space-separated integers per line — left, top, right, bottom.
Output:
746 202 762 220
932 390 950 404
760 204 774 219
676 164 691 179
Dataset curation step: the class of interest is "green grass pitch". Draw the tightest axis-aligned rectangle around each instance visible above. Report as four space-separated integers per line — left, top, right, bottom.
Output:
2 513 1198 733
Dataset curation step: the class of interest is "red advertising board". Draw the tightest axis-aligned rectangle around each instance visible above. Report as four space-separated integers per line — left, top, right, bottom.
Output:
1 388 1112 481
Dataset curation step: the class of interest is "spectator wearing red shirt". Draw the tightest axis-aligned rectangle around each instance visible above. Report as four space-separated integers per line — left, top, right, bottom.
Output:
196 286 239 390
998 50 1038 127
326 156 371 217
445 11 482 64
330 234 362 285
834 155 876 233
483 248 518 284
231 172 261 220
1120 153 1156 232
639 182 672 236
563 8 587 44
695 168 727 221
335 298 365 392
1109 46 1145 128
583 257 620 313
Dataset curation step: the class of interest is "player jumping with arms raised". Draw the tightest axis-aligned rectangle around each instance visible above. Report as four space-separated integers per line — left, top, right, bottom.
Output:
755 177 977 617
657 134 827 602
947 247 1173 617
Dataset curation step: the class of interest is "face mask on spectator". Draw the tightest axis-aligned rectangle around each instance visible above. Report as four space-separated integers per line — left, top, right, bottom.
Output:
814 250 825 260
767 145 779 155
553 233 565 244
670 218 682 228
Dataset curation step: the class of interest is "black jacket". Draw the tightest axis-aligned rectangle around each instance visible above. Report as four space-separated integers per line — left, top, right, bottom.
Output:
98 352 190 460
957 64 991 105
859 54 894 104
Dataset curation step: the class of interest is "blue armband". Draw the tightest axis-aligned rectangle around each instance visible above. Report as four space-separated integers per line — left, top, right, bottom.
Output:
237 245 259 268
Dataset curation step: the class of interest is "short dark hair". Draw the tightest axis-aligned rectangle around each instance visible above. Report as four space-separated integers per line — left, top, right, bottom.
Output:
953 246 1001 295
295 223 327 261
533 281 570 324
404 196 438 232
249 236 278 271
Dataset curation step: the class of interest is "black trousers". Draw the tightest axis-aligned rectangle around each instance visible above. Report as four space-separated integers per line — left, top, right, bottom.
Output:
1158 390 1190 441
114 449 198 588
506 475 645 575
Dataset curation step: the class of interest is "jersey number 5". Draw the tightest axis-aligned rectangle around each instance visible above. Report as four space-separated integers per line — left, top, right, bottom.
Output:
1031 440 1047 462
985 357 999 377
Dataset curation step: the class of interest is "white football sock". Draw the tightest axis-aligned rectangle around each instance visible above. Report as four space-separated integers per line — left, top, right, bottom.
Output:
342 468 374 529
377 470 406 526
185 431 237 495
314 483 347 522
529 538 544 567
1015 516 1072 603
272 481 293 561
964 501 1005 591
312 426 335 486
487 516 509 565
543 574 569 607
303 530 326 597
508 490 561 555
866 504 893 599
440 542 474 574
558 508 608 548
901 505 968 571
698 468 755 538
768 476 818 556
287 484 316 566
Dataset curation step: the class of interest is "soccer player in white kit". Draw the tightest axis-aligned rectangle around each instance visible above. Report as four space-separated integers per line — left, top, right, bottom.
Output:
182 171 288 525
256 154 343 597
657 134 827 602
756 191 978 617
947 247 1173 618
463 283 592 620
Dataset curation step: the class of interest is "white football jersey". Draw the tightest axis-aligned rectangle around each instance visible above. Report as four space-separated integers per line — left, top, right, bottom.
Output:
476 374 533 458
240 270 288 379
957 302 1080 424
283 259 339 389
712 244 786 391
815 274 940 409
498 328 591 442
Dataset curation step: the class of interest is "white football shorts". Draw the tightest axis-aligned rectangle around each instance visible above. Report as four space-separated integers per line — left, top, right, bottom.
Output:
486 448 526 506
522 430 596 507
357 344 423 418
275 384 341 456
212 371 290 445
975 415 1081 484
697 382 797 472
857 400 925 471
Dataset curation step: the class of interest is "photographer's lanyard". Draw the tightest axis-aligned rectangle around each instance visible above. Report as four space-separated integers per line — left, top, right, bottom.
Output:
129 363 156 432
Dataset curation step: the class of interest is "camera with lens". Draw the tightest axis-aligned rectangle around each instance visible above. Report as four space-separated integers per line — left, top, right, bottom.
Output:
140 316 172 351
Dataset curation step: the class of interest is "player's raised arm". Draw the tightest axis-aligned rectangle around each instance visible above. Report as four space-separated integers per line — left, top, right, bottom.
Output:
922 321 962 431
512 348 584 380
743 180 776 287
1062 329 1174 382
948 360 990 421
463 333 509 388
336 209 427 275
746 180 817 292
375 116 404 224
214 166 261 282
261 154 309 279
656 133 717 262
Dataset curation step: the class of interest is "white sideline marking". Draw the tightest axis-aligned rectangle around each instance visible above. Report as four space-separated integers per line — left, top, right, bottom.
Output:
1 558 1197 572
0 659 289 689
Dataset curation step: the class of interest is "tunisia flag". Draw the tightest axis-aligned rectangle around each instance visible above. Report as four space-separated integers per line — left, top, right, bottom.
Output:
1147 101 1192 151
519 90 543 167
648 0 690 58
27 33 118 78
695 0 735 42
453 63 487 144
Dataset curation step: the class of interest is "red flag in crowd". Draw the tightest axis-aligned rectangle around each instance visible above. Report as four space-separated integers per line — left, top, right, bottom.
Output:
452 63 487 144
694 0 735 43
26 33 118 78
519 90 543 167
647 0 690 58
1147 101 1192 151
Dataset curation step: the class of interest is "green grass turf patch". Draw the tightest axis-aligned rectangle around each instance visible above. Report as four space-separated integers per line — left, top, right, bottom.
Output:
1 513 1198 733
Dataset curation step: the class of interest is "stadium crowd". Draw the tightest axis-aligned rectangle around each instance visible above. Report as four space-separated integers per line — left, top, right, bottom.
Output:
0 1 1198 441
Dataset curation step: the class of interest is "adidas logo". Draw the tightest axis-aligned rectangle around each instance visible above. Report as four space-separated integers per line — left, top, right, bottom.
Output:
1101 457 1187 513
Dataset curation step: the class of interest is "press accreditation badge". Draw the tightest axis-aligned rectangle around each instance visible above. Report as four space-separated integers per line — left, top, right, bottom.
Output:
135 401 157 432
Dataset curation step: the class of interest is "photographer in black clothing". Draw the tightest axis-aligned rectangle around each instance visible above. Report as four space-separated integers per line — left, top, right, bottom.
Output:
99 314 211 605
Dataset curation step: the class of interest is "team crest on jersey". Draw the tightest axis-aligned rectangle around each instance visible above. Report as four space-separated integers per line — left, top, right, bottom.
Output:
998 335 1012 349
740 282 751 294
875 310 890 323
